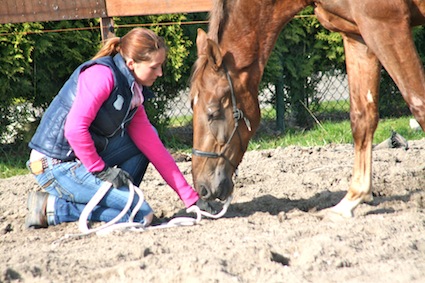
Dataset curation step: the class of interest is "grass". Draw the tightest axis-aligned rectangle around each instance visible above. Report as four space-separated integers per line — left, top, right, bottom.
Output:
1 115 423 179
248 116 424 150
0 144 30 179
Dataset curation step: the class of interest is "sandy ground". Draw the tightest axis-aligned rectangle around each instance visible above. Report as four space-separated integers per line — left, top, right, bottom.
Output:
1 139 425 283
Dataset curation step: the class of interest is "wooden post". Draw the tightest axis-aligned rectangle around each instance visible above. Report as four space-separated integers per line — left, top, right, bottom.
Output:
275 79 286 132
100 17 115 41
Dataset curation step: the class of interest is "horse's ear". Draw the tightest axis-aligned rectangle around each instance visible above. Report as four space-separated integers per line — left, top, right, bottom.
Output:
196 28 208 56
196 28 223 71
206 39 223 71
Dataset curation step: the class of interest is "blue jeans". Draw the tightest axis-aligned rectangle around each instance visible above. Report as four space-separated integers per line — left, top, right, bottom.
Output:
32 133 153 225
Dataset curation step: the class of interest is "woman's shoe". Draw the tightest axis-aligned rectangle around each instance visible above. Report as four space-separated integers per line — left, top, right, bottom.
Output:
25 191 49 229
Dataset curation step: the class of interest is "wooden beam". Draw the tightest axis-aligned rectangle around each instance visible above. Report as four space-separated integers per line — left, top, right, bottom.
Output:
105 0 213 17
0 0 212 25
0 0 107 24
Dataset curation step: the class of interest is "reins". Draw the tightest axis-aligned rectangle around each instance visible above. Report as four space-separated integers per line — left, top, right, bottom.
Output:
192 64 251 172
52 181 232 245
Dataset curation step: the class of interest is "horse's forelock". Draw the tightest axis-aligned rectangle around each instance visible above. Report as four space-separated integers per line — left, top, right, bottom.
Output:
190 55 208 90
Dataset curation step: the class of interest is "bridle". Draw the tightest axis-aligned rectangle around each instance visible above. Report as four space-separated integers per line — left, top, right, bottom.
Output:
192 64 252 171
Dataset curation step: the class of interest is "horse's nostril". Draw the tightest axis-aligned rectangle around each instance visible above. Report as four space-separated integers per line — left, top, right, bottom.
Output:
217 176 233 200
200 185 211 199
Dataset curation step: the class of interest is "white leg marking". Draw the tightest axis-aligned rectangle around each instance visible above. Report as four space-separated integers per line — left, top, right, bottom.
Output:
411 96 424 107
330 196 363 218
366 90 374 103
193 93 198 106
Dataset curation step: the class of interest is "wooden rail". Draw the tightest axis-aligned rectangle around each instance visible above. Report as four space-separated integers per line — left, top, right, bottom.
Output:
106 0 213 17
0 0 213 24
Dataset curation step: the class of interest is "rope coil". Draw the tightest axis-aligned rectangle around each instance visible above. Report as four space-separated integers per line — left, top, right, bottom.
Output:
53 181 232 244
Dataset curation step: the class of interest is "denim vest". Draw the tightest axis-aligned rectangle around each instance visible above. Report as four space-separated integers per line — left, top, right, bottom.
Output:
29 54 144 160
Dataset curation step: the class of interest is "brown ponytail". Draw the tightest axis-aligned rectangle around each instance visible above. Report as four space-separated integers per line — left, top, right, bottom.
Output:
92 28 167 62
91 37 121 60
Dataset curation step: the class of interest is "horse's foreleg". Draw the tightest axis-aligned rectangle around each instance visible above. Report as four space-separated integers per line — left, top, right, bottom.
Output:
331 34 381 218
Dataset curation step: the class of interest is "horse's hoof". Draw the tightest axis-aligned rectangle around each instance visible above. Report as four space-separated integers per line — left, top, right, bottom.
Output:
326 196 363 219
328 206 354 219
314 207 353 222
329 206 354 218
363 194 374 203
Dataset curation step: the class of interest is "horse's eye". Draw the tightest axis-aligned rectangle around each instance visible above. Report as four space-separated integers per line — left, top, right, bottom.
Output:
207 107 222 121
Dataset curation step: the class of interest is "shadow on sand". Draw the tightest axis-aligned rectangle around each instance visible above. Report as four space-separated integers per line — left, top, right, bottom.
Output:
174 188 423 220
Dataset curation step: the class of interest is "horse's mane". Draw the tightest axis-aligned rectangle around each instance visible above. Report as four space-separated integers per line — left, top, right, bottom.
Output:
189 0 227 91
208 0 226 43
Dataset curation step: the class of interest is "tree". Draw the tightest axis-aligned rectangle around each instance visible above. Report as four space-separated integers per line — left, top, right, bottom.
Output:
0 22 42 143
29 20 100 108
0 15 196 144
261 7 345 130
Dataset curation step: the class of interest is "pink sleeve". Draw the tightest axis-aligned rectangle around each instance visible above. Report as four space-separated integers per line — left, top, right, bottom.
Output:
127 107 200 207
64 64 113 172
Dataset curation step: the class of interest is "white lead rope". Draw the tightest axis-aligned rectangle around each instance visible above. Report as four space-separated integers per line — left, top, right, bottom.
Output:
53 181 232 244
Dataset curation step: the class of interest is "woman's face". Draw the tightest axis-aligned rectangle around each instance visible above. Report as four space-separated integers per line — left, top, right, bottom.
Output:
126 48 166 86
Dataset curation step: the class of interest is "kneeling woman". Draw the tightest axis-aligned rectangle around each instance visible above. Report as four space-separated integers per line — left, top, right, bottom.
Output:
26 28 209 229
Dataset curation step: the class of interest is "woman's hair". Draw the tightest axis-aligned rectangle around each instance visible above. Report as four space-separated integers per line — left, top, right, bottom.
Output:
92 28 167 62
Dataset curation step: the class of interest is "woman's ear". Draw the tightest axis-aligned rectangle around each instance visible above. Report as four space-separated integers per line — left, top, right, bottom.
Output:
126 59 135 71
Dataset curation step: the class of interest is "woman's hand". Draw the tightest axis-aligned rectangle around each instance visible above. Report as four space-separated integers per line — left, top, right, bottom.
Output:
94 167 133 188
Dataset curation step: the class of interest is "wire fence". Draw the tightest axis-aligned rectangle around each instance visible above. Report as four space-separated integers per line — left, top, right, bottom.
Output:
165 71 350 130
0 74 349 158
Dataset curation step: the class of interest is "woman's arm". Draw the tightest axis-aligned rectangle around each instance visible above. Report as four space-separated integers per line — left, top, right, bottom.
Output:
127 107 199 207
64 64 114 172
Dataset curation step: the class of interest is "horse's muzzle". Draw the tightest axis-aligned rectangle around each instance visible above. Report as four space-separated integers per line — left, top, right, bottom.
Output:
197 177 233 201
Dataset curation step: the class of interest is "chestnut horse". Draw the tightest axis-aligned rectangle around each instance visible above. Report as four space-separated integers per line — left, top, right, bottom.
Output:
190 0 425 217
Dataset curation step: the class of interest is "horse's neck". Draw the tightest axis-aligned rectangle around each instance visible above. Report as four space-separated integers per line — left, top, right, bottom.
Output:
220 0 311 75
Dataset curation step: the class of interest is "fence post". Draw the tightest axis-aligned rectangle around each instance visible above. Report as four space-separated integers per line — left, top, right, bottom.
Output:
100 17 115 41
275 79 285 132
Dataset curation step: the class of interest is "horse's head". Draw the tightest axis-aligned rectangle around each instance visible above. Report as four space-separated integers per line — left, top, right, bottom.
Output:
190 29 260 201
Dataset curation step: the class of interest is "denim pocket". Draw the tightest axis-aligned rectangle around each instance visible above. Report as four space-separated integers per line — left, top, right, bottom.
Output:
68 161 94 185
37 169 74 202
35 169 55 189
45 162 85 202
47 181 75 202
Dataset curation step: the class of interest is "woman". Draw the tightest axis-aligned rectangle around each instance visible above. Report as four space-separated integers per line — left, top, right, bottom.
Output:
26 28 211 229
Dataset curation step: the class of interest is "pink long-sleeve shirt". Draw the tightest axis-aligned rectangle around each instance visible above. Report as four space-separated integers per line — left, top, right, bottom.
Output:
64 64 199 207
